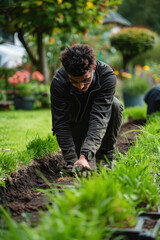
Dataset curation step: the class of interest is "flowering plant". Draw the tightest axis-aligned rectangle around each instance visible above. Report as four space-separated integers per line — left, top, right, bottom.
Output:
35 84 51 108
115 65 153 96
8 71 44 97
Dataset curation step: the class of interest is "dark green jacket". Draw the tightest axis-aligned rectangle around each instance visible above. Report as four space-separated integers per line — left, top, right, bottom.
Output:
50 60 117 163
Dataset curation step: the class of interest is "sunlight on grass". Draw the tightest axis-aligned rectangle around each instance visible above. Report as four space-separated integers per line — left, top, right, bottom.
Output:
123 105 147 121
0 109 52 153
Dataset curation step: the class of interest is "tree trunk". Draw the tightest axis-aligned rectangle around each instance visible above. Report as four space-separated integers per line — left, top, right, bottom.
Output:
123 54 138 71
18 28 50 84
37 31 50 84
123 55 130 71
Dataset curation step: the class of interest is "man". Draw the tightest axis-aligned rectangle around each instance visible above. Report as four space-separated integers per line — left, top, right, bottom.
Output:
50 44 123 172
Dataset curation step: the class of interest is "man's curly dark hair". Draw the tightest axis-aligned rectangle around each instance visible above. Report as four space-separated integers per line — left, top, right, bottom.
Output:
60 44 96 76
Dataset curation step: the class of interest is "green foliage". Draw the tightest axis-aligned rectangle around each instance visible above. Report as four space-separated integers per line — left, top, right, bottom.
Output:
7 70 45 98
113 115 160 212
81 25 113 63
122 75 151 96
110 27 156 69
1 109 160 238
26 135 58 159
0 67 16 90
0 176 136 240
117 115 160 210
119 65 152 97
131 37 160 67
122 105 147 121
0 134 58 179
0 151 21 174
118 0 160 34
35 84 50 108
0 109 59 179
15 82 38 97
0 0 122 78
107 49 123 70
112 155 159 212
1 0 121 35
0 90 7 101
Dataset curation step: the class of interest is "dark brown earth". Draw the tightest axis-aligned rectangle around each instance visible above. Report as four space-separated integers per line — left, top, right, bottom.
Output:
0 118 146 225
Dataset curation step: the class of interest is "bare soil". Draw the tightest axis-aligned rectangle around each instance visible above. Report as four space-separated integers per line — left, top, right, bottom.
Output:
0 118 146 225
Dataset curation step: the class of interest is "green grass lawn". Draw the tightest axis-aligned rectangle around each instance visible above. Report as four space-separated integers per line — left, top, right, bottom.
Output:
0 109 52 153
0 106 147 154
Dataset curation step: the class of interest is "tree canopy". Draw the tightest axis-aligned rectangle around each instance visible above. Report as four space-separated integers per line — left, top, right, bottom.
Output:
110 27 156 69
0 0 121 82
118 0 160 34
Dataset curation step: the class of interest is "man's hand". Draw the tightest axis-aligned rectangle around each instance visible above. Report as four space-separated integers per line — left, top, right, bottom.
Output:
74 155 91 170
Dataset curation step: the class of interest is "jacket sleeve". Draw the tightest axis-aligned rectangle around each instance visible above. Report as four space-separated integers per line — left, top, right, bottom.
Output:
50 77 77 164
81 66 117 156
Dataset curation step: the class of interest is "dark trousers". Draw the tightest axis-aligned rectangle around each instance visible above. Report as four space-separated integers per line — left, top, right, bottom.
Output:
71 97 123 161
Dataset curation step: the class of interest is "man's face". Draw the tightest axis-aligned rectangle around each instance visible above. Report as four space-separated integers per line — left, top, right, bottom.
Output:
68 71 93 93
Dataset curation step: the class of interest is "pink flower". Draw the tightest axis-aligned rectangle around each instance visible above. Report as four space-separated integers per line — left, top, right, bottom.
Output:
24 77 29 83
32 71 44 82
13 79 18 85
8 71 30 85
8 77 14 84
19 77 24 83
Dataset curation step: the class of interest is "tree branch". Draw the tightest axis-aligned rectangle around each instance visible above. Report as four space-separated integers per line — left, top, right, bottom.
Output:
18 28 38 66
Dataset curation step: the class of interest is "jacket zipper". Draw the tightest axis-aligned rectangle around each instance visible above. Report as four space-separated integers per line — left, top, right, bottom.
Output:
80 87 100 121
72 93 81 122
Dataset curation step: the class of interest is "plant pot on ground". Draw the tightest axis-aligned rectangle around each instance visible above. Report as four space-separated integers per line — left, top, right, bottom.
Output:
8 71 44 110
14 96 35 110
121 68 152 108
13 82 36 110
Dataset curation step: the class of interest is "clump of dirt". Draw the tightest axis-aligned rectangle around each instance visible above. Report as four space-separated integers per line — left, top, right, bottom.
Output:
0 118 146 224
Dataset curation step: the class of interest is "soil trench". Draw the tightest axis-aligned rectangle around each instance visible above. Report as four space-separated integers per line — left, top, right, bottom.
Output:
0 118 146 225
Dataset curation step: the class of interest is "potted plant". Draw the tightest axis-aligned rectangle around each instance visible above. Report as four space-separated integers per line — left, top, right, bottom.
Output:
35 83 51 108
8 71 44 110
120 65 153 108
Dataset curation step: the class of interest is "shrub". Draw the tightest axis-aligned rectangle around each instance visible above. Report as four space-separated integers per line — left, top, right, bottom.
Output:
110 27 156 69
0 67 16 90
131 36 160 66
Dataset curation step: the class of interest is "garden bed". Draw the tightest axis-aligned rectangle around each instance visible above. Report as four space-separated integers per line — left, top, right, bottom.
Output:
0 118 146 226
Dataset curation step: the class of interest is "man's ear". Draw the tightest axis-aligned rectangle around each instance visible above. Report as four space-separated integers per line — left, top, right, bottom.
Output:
93 64 96 71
